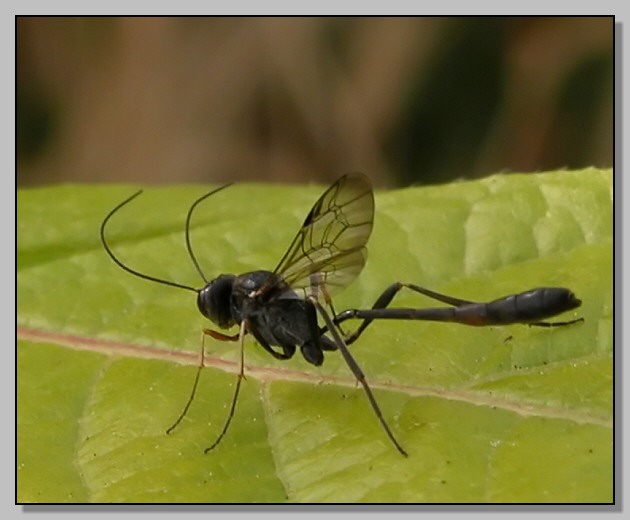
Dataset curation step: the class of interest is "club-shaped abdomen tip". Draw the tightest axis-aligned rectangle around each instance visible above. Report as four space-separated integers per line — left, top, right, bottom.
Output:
545 287 581 312
565 289 582 310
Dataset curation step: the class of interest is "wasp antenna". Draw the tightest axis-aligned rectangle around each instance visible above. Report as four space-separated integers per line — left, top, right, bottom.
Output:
101 190 198 293
185 183 234 284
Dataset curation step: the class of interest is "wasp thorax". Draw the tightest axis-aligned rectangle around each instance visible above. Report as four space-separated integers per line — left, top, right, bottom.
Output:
197 274 236 328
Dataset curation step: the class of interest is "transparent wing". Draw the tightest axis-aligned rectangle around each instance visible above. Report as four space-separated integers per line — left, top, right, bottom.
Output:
272 172 374 298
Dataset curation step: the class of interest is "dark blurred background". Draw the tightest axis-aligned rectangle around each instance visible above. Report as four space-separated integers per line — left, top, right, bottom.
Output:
17 16 613 188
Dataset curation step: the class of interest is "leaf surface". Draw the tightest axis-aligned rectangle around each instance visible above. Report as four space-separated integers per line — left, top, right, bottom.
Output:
17 169 613 503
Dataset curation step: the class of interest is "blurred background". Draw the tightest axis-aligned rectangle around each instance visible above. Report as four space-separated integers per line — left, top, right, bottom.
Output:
17 16 613 189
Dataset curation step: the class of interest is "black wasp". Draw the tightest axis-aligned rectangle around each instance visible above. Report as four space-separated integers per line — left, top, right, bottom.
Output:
101 173 582 457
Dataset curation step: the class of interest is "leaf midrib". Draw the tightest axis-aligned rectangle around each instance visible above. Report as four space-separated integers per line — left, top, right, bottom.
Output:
18 325 612 429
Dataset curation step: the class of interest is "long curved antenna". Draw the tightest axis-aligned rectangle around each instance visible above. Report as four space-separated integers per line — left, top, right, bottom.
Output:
100 190 198 293
184 183 233 283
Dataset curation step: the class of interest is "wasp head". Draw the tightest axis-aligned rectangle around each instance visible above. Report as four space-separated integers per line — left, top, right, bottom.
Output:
197 274 236 328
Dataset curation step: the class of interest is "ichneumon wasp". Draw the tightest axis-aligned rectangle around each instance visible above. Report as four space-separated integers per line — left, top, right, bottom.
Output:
100 173 582 457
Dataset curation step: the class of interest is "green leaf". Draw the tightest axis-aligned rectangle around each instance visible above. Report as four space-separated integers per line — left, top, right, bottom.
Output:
17 168 612 503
